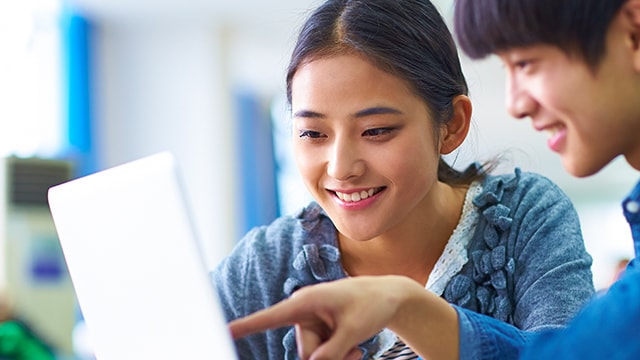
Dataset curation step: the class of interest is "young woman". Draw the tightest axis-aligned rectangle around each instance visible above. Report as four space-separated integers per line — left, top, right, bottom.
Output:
217 0 595 359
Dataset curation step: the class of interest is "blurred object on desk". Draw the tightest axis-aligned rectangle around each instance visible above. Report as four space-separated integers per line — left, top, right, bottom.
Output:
0 157 76 357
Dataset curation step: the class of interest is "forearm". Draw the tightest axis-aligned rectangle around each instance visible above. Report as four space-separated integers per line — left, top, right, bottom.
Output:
456 306 533 360
384 276 459 360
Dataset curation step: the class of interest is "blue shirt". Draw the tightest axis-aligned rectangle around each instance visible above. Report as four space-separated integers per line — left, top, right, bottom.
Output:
457 179 640 359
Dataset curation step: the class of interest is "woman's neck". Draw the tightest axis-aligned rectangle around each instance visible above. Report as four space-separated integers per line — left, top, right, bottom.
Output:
338 182 468 285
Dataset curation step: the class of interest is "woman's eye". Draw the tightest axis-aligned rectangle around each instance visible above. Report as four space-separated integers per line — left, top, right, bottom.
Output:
299 130 325 139
363 128 394 137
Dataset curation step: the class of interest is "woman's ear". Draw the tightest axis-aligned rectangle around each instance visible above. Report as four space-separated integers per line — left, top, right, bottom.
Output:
440 95 472 155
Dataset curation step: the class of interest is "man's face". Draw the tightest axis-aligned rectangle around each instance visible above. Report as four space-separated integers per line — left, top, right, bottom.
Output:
497 12 640 176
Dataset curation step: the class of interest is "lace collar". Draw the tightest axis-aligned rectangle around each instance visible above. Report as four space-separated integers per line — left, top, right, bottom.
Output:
425 181 482 295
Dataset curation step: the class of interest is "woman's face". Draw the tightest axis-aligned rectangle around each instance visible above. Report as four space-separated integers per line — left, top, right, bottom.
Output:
290 54 445 241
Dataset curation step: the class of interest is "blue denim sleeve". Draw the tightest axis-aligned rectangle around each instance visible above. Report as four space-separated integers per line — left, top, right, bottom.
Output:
455 306 533 360
519 266 640 359
457 266 640 359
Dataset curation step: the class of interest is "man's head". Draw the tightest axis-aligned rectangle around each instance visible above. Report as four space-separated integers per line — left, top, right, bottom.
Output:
454 0 640 177
454 0 626 69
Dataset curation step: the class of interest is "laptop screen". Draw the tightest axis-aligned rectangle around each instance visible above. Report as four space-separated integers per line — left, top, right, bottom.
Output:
48 152 238 360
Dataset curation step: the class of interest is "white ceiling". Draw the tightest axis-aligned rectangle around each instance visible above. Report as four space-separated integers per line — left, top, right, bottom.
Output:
67 0 319 25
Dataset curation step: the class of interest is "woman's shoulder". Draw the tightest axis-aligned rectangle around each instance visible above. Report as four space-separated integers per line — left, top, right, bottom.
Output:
228 202 336 259
214 201 345 303
214 202 332 277
481 168 558 188
252 201 331 238
479 168 570 205
472 168 580 239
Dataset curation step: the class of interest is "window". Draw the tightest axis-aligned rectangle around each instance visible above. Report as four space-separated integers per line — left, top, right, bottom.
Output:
0 0 62 158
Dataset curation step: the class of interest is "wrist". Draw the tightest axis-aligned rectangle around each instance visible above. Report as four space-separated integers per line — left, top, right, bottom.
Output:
384 275 459 360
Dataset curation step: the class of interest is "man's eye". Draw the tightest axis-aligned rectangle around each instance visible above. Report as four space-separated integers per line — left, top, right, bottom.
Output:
514 59 533 70
299 130 324 139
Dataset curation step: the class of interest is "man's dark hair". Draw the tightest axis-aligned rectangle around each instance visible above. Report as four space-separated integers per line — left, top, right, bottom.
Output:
454 0 627 68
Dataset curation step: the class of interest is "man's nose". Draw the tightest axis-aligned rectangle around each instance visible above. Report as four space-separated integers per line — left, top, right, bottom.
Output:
505 76 535 119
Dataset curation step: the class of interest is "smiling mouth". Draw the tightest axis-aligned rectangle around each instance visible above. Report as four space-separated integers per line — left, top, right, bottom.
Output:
333 187 385 202
542 124 565 139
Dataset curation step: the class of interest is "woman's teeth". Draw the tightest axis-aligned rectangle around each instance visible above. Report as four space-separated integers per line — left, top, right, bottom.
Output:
335 188 376 202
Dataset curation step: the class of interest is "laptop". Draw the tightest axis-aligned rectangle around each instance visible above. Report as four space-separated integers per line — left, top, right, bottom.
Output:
48 152 238 360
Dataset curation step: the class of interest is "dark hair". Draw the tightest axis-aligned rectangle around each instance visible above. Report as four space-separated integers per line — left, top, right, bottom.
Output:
287 0 487 185
454 0 627 69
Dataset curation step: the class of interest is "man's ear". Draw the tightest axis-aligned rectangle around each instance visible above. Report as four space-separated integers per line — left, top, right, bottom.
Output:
440 95 472 155
621 0 640 70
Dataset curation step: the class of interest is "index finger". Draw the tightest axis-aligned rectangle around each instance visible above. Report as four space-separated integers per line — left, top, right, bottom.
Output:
229 296 309 339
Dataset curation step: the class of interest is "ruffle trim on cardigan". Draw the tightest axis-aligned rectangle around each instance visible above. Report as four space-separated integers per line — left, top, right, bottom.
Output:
444 168 521 323
282 204 395 359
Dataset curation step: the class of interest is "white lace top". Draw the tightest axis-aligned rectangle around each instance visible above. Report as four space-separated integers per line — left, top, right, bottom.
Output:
425 181 482 296
379 181 482 359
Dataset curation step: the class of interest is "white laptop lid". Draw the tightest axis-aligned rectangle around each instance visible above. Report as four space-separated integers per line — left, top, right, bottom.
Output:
48 152 238 360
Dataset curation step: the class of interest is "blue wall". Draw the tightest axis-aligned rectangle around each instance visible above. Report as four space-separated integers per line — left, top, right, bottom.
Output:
234 91 280 236
60 3 96 177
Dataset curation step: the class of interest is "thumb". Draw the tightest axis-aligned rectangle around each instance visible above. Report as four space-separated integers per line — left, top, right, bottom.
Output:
309 326 363 360
344 347 364 360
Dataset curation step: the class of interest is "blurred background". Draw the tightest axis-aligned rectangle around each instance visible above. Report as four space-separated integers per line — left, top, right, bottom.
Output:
0 0 636 358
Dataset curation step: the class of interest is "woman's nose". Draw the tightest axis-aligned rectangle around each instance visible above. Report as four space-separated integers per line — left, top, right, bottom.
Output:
326 139 365 181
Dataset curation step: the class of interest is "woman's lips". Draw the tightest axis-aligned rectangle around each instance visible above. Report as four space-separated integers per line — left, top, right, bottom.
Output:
334 187 383 202
331 187 385 209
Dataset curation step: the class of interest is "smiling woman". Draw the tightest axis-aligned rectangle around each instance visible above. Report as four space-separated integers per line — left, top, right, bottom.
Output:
289 53 466 247
212 0 595 359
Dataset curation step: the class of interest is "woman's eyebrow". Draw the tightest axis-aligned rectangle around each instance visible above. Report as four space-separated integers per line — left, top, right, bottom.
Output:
292 109 324 118
292 106 402 119
354 106 402 117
